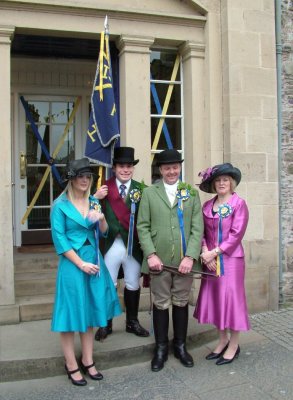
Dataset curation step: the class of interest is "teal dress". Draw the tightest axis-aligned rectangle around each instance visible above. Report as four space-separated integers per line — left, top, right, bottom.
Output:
50 193 121 333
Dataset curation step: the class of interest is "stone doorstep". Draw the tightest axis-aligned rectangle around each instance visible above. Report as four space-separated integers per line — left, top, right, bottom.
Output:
0 291 151 325
0 325 217 383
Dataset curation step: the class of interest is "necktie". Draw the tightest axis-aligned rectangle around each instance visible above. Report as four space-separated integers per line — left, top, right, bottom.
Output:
119 184 127 199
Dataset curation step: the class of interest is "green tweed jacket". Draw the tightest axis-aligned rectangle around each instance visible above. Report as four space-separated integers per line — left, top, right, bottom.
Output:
137 180 203 274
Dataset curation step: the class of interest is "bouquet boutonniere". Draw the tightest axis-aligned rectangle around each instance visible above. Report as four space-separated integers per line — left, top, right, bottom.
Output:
177 181 196 201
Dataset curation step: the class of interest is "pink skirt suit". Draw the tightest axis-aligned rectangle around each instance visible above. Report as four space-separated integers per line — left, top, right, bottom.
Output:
194 192 250 331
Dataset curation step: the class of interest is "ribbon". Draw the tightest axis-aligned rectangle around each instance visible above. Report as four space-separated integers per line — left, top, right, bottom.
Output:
126 189 142 256
216 204 233 276
127 202 136 256
89 198 102 272
177 197 187 258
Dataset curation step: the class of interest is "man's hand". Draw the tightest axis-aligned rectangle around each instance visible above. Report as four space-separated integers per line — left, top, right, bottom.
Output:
94 185 108 200
147 254 163 271
178 256 194 274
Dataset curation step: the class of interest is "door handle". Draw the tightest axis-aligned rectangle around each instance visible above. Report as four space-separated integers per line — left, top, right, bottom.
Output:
20 151 27 179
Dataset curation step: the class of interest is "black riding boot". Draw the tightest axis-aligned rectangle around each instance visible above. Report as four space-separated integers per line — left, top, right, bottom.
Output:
151 305 169 372
172 304 194 367
124 288 149 337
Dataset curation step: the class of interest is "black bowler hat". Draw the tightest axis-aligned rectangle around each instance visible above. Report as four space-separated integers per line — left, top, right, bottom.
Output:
64 157 95 181
156 149 184 166
198 163 241 193
112 147 139 165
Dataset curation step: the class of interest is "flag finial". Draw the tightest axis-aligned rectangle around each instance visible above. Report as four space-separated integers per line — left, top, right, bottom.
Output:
104 15 109 34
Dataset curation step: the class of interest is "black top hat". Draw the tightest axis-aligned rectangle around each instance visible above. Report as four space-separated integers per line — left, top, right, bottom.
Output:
112 147 139 165
64 157 95 181
156 149 184 166
198 163 241 193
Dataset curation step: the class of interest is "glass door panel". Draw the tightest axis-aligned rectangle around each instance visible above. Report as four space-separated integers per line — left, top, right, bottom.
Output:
24 99 76 234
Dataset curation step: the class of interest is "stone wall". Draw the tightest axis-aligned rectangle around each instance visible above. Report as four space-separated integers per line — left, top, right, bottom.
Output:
281 0 293 303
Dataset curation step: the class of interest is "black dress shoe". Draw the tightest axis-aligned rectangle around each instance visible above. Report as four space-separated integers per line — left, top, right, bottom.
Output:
205 343 229 360
79 359 103 381
216 346 240 365
151 344 168 372
95 323 112 342
173 342 194 368
126 320 150 337
65 365 87 386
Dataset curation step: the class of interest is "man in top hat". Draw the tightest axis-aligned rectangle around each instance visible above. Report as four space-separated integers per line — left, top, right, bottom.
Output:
137 149 203 372
94 146 149 341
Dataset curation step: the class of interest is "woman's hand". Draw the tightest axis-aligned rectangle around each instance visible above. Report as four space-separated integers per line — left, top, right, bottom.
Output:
205 259 217 272
94 185 108 200
80 262 100 275
87 209 106 223
200 249 217 264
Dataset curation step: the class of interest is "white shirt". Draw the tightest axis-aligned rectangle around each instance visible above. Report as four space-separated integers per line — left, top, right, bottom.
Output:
116 178 131 196
163 180 179 206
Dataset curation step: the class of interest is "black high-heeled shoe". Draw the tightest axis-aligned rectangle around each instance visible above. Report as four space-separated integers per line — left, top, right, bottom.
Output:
216 345 240 365
79 359 104 381
65 364 87 386
205 342 229 360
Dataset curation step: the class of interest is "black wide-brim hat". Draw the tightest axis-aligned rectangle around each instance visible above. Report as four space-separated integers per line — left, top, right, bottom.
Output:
64 157 96 181
112 146 139 165
198 163 241 193
156 149 184 166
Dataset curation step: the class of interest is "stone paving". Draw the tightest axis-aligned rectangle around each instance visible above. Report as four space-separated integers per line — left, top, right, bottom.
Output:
1 308 293 399
250 307 293 352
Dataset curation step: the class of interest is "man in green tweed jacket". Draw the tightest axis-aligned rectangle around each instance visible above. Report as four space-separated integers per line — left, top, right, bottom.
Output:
137 149 203 372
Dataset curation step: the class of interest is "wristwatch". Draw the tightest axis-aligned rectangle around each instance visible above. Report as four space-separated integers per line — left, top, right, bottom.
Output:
214 247 220 255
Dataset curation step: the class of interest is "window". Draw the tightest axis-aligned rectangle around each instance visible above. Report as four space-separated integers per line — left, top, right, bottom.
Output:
150 50 183 182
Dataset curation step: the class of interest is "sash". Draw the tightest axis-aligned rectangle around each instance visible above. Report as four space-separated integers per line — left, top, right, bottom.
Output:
106 176 132 233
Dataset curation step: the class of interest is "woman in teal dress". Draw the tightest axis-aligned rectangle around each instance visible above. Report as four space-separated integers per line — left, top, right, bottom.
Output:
51 158 121 386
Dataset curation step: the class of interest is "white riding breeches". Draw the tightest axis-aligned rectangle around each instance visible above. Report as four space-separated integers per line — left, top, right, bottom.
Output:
104 236 141 291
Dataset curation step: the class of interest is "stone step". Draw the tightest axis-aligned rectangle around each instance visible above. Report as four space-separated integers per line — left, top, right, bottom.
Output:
0 308 217 382
0 288 150 325
16 294 54 322
14 251 58 273
14 271 57 297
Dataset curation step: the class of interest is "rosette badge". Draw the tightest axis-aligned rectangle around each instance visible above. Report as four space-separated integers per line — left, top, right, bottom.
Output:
218 204 232 219
129 189 142 203
176 188 190 201
89 199 102 213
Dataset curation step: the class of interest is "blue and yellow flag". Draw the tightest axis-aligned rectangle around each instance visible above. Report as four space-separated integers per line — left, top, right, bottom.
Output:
85 20 120 167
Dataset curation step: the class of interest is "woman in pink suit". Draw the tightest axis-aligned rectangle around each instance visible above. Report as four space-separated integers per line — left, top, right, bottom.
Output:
194 163 250 365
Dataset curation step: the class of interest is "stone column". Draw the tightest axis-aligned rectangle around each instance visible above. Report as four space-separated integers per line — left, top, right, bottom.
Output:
180 41 205 184
220 1 279 311
0 26 15 307
116 35 154 183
